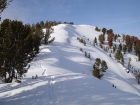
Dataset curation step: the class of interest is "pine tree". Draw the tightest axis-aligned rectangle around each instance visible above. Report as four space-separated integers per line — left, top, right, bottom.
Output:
102 27 106 35
101 60 108 72
114 49 123 62
128 57 131 69
113 46 116 53
127 44 132 52
98 34 104 44
123 44 127 54
85 51 87 57
121 58 124 66
118 44 122 51
93 67 100 78
94 37 97 45
0 19 39 83
0 0 12 21
93 58 101 69
83 40 86 46
100 44 103 49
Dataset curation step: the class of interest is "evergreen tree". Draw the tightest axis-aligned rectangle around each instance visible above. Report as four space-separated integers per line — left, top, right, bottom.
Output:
93 58 101 69
83 40 86 46
98 34 104 44
127 44 132 52
101 60 108 72
100 44 103 49
93 67 100 78
44 23 54 44
88 53 90 59
114 49 123 62
118 44 122 51
128 57 131 69
120 56 124 66
102 27 106 35
0 0 12 21
0 19 40 83
93 37 97 45
123 44 127 54
113 46 116 53
85 51 87 57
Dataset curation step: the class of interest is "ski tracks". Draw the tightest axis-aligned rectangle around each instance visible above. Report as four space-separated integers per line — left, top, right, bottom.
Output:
46 75 61 105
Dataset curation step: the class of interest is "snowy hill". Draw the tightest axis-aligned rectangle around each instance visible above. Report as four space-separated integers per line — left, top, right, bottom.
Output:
0 24 140 105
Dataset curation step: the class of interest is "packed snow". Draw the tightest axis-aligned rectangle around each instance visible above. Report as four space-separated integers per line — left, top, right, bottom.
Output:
0 24 140 105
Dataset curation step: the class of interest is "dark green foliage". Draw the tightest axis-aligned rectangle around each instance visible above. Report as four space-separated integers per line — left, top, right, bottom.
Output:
102 27 106 35
100 44 103 49
95 26 100 31
0 0 12 21
114 49 123 62
123 44 127 54
93 37 97 45
87 53 90 59
44 21 54 44
77 37 86 46
113 34 118 42
80 48 83 52
93 68 103 78
85 51 87 57
128 57 131 69
98 34 104 44
83 40 86 46
118 44 122 51
113 46 116 53
93 58 105 79
93 58 101 69
101 60 108 72
120 57 124 66
107 29 113 34
0 19 41 83
127 44 132 52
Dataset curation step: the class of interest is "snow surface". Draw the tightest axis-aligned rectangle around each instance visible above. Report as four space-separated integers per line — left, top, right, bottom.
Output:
0 24 140 105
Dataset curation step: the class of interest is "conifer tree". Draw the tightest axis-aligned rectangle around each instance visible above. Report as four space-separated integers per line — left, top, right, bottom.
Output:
85 51 87 57
102 27 106 35
98 34 104 44
123 44 127 54
0 0 12 21
94 37 97 45
101 60 108 72
120 57 124 66
128 57 131 69
114 49 123 62
118 44 122 51
127 44 132 52
0 19 39 83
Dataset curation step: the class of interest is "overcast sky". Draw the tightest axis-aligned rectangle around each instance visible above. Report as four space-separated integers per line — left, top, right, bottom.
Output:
1 0 140 38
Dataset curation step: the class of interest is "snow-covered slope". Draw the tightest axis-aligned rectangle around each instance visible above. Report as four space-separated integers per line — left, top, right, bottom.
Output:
0 24 140 105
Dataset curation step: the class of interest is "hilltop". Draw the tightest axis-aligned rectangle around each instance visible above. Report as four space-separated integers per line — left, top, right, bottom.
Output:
0 24 140 105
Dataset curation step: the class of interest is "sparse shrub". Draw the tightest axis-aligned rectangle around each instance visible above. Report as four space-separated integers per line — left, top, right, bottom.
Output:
80 48 83 52
85 51 87 57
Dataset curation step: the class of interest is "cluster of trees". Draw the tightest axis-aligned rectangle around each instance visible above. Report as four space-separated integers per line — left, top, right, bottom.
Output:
93 58 108 79
0 19 43 83
77 37 86 46
122 34 140 61
95 26 101 32
0 19 60 83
